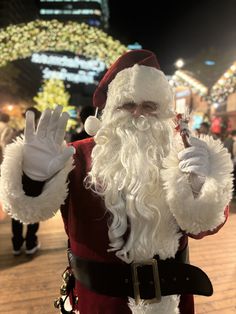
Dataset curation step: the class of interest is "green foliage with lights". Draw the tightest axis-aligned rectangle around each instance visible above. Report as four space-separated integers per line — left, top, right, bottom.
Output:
34 78 70 111
0 19 127 68
34 78 77 130
171 70 208 97
210 64 236 105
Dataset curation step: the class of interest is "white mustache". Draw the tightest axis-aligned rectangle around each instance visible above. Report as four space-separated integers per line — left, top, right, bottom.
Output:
131 115 150 131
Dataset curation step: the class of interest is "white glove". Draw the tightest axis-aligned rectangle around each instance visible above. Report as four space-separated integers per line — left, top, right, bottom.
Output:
23 105 75 181
178 137 210 196
178 137 210 177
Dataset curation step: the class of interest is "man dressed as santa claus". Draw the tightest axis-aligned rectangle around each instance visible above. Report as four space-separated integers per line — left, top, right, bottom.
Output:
0 50 233 314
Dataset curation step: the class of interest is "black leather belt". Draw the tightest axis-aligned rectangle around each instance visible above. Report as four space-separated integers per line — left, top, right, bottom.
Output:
68 248 213 304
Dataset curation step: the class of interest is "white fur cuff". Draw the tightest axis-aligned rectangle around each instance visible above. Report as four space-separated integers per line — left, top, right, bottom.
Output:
161 135 233 235
0 138 74 223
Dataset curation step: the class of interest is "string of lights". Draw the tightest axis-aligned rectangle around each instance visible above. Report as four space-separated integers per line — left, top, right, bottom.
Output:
170 70 208 97
170 66 236 109
210 62 236 105
0 19 127 68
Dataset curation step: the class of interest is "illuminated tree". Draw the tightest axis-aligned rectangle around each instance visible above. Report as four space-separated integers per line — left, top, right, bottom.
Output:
34 78 77 130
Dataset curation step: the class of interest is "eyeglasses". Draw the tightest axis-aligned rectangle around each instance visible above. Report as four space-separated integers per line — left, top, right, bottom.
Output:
117 101 159 116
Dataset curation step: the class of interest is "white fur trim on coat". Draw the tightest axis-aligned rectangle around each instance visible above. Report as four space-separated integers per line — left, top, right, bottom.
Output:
128 295 180 314
0 138 73 224
161 135 233 235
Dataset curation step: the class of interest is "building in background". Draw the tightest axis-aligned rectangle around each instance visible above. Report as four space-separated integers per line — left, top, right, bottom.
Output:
171 47 236 137
0 0 40 104
0 0 39 27
39 0 109 29
36 0 110 106
0 0 111 110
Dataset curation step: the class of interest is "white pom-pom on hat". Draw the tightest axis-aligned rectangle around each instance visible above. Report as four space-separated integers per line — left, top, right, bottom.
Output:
84 108 101 136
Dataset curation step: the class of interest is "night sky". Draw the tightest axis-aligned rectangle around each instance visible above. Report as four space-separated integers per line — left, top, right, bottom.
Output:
108 0 236 74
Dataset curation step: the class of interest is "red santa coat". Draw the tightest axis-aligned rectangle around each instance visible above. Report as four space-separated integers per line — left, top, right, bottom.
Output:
0 133 232 314
61 137 132 313
60 137 228 314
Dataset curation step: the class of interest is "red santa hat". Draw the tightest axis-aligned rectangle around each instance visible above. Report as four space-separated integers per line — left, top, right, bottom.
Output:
84 49 174 136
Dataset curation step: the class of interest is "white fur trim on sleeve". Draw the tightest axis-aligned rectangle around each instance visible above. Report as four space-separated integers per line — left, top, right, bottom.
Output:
161 135 233 235
0 137 74 224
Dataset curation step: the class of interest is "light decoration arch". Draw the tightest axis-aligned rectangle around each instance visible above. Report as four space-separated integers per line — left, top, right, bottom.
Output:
0 19 127 68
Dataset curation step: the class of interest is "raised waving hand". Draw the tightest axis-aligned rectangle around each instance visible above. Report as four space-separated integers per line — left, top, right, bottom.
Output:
23 105 75 181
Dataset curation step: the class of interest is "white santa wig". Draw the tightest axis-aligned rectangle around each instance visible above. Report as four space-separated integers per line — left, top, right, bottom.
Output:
85 49 174 136
85 50 176 263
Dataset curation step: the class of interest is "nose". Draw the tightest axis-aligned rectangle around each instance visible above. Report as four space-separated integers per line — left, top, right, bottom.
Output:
132 104 143 117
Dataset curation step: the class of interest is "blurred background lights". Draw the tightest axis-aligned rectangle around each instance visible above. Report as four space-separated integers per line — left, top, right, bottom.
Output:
204 60 216 66
175 59 185 69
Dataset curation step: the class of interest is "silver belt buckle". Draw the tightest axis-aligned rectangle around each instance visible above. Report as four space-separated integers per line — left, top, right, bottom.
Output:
131 258 161 305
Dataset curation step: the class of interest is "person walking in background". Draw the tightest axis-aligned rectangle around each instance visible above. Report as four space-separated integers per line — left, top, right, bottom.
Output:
198 121 210 135
230 130 236 198
223 130 235 160
223 130 236 197
0 112 15 163
11 107 41 256
11 218 40 255
0 112 15 221
0 202 6 221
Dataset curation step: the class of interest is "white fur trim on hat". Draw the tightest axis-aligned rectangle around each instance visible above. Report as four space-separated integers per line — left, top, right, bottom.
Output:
102 64 174 123
0 137 74 224
161 135 233 235
128 295 180 314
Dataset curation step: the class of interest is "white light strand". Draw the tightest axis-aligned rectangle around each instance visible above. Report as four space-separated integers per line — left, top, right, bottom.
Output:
40 0 103 3
40 9 102 15
42 67 98 84
173 70 208 95
31 52 106 72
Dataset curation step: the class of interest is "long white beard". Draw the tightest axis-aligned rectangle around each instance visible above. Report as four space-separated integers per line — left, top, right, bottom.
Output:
85 111 174 263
